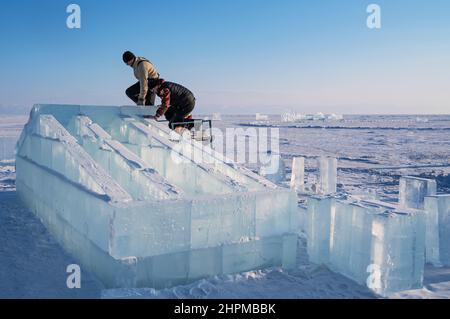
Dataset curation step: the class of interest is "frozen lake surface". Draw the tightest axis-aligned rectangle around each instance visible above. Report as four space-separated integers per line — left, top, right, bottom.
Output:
1 113 450 298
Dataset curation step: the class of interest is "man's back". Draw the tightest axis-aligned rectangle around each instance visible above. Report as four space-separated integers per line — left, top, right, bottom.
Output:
132 57 159 81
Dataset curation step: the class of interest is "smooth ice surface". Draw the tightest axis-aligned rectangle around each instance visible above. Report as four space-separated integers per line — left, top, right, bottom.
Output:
399 176 437 209
424 195 450 266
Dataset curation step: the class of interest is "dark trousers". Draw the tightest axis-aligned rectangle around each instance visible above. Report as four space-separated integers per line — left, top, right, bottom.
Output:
125 80 156 106
166 97 196 129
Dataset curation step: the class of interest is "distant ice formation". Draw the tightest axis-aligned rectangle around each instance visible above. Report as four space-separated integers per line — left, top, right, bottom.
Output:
255 113 269 121
281 112 343 123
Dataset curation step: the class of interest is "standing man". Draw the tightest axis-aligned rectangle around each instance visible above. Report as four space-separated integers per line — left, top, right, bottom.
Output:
123 51 160 106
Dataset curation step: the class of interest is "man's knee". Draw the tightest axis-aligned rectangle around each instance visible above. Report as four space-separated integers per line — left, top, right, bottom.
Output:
125 87 133 98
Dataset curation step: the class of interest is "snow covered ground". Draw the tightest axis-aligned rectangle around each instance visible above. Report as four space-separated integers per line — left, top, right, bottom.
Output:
1 114 450 299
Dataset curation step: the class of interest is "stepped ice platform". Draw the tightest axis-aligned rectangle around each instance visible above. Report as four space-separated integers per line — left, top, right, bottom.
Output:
15 104 298 289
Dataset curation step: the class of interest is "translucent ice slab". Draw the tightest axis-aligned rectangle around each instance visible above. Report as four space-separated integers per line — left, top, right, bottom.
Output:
306 196 426 296
399 176 437 209
424 195 450 266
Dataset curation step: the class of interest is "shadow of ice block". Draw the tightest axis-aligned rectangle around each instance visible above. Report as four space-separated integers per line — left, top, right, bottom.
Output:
424 195 450 266
399 176 437 209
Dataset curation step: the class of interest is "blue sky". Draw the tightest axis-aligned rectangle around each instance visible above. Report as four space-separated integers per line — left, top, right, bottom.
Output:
0 0 449 114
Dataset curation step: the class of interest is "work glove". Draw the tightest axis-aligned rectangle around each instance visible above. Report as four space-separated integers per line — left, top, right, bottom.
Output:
137 98 145 106
155 106 168 119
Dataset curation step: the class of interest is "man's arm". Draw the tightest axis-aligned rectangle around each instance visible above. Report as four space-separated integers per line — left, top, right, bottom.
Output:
137 64 149 105
155 88 171 118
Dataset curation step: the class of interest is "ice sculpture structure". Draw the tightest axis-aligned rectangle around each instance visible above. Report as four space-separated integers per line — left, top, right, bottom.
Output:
15 104 298 288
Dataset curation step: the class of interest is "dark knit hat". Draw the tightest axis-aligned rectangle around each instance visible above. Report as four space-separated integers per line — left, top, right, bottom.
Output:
122 51 136 63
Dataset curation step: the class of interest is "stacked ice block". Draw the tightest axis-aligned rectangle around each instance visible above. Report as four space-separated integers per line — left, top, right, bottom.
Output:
306 196 425 296
399 176 437 209
16 104 298 288
318 156 337 194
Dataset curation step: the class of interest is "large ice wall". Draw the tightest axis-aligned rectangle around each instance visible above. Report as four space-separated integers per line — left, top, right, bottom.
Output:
16 104 298 289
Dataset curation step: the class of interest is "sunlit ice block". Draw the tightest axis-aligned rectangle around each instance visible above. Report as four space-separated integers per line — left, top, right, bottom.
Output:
399 176 437 210
306 195 335 265
329 200 356 277
318 156 337 195
347 203 378 285
329 201 378 285
370 207 425 297
424 195 450 266
190 189 297 250
290 157 305 192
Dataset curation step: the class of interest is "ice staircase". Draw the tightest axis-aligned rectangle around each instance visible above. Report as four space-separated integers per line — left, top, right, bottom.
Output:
15 104 298 289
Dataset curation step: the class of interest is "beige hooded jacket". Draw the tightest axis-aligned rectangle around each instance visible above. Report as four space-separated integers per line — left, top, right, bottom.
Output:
132 57 159 101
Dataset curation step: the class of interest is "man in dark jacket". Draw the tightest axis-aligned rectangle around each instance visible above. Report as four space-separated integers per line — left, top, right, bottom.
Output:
148 78 196 132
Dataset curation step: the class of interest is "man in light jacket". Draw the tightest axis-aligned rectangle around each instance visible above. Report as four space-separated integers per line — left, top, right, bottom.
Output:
123 51 160 106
